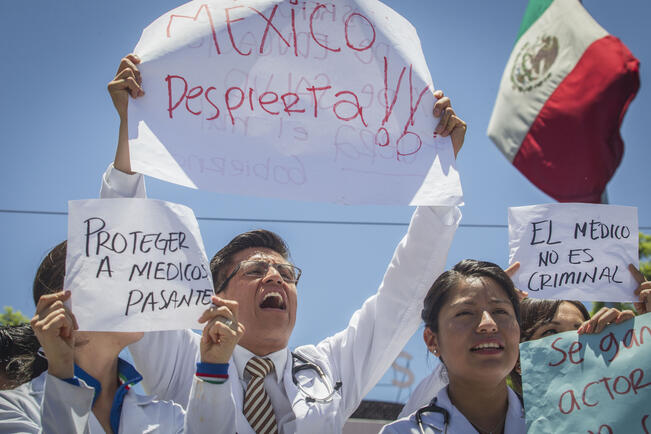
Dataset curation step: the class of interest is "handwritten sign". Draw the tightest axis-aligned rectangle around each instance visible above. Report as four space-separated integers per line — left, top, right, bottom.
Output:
64 199 214 332
127 0 463 206
508 204 639 302
520 313 651 434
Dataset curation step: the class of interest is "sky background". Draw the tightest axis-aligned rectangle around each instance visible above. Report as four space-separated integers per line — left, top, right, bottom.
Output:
1 1 649 403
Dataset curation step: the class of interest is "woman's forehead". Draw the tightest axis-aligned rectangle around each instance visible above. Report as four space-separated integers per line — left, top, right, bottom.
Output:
554 301 585 321
448 276 509 302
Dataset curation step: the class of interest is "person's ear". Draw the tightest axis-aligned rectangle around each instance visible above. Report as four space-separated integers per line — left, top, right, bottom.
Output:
423 327 440 357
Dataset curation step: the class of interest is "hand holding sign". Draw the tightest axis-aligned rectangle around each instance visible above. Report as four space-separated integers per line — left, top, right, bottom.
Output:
432 90 465 158
631 264 651 314
577 306 635 335
109 54 145 120
30 291 78 379
504 261 529 301
198 295 245 364
108 54 145 175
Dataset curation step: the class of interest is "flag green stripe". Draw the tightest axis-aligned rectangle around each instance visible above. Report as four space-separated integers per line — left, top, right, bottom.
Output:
515 0 555 43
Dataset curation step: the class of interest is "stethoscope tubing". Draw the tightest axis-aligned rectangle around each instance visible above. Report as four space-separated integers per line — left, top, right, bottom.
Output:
415 397 450 434
291 352 342 404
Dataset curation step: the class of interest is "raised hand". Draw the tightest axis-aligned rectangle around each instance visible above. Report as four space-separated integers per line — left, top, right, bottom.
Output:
433 90 467 158
630 264 651 315
107 54 144 121
107 53 145 174
577 306 635 334
504 261 528 301
198 295 246 364
31 291 78 379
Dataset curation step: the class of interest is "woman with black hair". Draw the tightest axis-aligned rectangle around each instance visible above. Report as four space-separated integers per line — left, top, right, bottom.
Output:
397 262 645 420
0 324 47 391
509 296 635 395
0 240 243 433
382 259 526 434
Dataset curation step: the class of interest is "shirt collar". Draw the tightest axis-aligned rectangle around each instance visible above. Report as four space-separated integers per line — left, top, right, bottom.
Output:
74 358 143 433
74 358 142 403
425 386 525 433
233 345 288 385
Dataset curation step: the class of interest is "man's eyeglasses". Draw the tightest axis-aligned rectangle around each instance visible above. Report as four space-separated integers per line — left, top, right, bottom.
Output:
216 260 302 293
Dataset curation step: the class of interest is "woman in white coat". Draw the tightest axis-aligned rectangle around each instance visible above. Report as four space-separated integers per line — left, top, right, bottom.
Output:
30 241 245 433
381 260 526 434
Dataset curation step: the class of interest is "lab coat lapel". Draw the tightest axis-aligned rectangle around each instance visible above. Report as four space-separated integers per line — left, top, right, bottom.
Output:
279 353 305 433
504 387 526 434
283 354 305 415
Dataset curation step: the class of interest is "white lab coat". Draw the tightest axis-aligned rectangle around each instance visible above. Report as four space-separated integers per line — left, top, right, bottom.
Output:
0 371 45 433
38 360 227 433
40 373 187 434
398 363 448 419
381 386 526 434
100 164 461 433
0 370 207 434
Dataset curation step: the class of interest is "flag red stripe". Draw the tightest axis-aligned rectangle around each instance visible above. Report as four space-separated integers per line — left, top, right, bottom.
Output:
513 35 639 203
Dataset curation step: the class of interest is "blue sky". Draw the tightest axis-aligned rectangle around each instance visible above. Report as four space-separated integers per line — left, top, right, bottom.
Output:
1 1 649 402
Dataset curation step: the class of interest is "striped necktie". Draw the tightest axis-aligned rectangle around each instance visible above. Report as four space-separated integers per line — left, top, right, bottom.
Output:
243 357 279 434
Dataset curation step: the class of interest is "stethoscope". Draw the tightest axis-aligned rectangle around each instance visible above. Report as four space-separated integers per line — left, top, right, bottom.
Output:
291 352 342 404
415 397 450 434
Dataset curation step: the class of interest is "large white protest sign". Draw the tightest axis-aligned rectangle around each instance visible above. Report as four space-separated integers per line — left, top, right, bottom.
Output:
64 199 214 332
128 0 462 205
508 203 639 302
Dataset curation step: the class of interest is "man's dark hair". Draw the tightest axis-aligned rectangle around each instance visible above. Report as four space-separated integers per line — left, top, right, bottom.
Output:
421 259 522 333
32 241 67 306
210 230 290 293
0 324 47 389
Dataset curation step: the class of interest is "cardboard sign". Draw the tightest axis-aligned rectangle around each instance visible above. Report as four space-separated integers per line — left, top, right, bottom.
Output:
508 203 639 302
520 313 651 434
65 199 214 332
127 0 463 206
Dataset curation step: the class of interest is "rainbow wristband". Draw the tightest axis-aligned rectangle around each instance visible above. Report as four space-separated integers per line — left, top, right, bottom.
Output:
196 362 229 385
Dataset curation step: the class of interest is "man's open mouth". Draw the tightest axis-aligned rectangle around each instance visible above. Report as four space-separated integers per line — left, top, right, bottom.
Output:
259 291 286 310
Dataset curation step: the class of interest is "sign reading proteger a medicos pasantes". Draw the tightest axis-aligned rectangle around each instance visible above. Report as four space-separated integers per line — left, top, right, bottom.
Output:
64 198 213 332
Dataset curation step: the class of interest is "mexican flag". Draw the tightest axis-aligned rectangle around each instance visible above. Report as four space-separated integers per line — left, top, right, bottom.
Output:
487 0 639 203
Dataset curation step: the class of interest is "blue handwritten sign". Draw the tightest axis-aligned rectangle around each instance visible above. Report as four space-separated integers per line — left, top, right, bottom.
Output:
520 312 651 434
